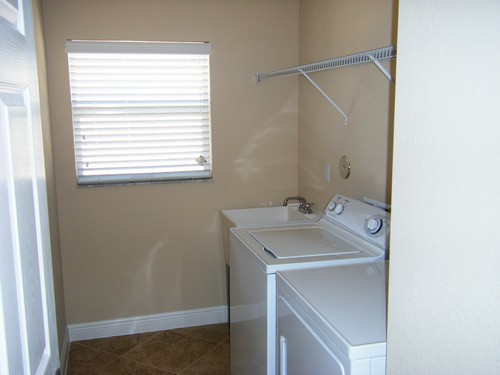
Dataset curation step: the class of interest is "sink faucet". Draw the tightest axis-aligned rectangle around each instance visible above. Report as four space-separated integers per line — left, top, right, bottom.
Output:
283 196 315 214
283 196 306 206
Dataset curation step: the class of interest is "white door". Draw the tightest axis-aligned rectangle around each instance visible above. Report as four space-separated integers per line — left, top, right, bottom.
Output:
0 0 60 374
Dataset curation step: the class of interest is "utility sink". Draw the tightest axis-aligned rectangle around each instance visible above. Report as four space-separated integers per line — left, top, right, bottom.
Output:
222 205 319 226
220 204 320 264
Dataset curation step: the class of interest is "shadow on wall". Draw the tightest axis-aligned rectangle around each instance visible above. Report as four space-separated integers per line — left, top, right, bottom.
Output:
233 87 298 185
120 240 173 319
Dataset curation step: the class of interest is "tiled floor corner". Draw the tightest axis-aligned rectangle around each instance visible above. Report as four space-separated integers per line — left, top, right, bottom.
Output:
66 323 229 375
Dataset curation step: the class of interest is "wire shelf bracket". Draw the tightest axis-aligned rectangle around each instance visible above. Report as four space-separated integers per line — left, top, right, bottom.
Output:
255 45 396 125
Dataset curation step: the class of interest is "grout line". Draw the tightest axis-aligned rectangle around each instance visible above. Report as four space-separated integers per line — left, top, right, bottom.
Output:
75 330 160 355
177 340 228 374
172 329 225 344
171 323 230 344
90 356 171 375
68 343 119 375
71 341 119 356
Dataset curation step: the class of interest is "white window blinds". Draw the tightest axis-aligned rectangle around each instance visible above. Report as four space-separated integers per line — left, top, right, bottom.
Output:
66 40 212 185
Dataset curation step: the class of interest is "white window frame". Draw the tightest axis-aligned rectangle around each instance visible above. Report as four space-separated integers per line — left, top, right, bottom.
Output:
66 40 212 185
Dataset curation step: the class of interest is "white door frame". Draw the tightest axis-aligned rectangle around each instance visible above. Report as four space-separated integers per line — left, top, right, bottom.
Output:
0 0 60 374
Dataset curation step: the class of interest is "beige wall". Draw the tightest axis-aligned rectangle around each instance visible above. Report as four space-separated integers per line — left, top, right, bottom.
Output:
41 0 299 324
33 0 68 355
298 0 397 210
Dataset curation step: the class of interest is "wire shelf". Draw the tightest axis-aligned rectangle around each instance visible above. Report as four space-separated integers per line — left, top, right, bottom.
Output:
256 46 396 82
255 45 396 125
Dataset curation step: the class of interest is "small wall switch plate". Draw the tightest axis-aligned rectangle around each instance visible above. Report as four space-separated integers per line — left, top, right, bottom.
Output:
323 164 331 183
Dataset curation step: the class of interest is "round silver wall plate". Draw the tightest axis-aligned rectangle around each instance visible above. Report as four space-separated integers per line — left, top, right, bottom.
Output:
339 155 351 179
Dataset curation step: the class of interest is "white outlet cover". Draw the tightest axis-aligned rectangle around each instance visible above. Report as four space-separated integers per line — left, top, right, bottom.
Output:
323 164 331 183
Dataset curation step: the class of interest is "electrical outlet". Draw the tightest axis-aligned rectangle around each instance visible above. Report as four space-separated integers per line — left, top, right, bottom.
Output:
323 164 331 183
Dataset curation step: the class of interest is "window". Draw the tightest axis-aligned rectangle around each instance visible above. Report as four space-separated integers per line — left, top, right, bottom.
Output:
66 40 212 185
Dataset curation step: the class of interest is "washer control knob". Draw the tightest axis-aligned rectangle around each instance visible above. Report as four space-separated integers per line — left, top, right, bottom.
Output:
367 217 383 234
328 201 336 211
334 203 344 215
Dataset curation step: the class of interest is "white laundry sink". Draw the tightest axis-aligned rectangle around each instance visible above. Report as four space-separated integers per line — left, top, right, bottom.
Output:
220 204 320 264
222 205 319 225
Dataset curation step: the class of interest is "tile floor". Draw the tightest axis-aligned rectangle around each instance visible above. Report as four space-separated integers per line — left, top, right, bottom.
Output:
66 323 230 375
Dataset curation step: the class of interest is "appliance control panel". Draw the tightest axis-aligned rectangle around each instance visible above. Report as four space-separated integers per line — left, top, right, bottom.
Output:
323 194 390 250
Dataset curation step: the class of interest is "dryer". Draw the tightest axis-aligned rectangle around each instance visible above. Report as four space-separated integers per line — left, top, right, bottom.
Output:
229 194 390 375
277 261 388 375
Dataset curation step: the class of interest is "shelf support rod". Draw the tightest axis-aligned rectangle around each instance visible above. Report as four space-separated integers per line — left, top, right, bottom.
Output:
367 53 393 82
298 68 349 125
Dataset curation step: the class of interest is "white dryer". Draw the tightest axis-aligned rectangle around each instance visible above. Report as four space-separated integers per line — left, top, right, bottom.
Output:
277 261 388 375
229 194 390 375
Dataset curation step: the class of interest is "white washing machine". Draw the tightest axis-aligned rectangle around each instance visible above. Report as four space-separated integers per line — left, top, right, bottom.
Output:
229 194 390 375
277 261 388 375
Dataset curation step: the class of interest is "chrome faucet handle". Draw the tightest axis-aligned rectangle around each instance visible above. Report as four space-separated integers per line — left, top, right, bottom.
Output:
298 201 314 214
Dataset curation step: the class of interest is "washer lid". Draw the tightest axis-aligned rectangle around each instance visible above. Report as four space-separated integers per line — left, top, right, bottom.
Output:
249 227 361 259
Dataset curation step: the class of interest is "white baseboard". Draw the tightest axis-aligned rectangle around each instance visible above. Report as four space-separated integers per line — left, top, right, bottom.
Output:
59 328 70 375
68 305 228 342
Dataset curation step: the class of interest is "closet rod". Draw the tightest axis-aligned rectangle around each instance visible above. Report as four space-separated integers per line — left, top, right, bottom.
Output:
255 45 396 82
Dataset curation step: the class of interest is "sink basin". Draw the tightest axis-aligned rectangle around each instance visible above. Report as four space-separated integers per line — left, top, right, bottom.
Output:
221 205 320 226
220 205 320 264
